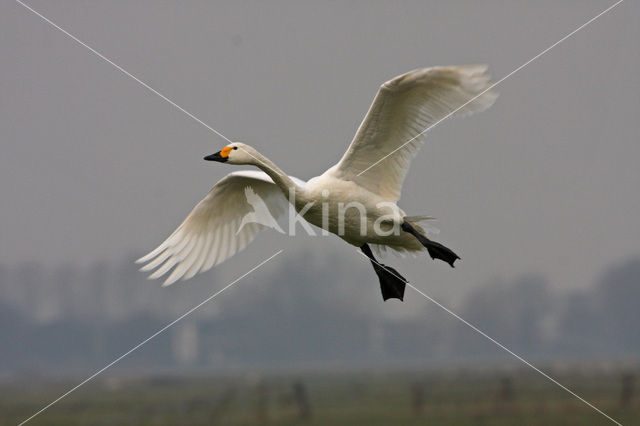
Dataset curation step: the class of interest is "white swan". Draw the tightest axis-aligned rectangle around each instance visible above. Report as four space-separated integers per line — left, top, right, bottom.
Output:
137 65 497 300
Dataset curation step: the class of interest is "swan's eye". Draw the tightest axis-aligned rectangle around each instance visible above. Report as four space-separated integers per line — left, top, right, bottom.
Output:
233 147 238 150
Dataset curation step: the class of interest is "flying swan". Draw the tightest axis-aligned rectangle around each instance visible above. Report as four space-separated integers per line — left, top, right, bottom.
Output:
137 65 497 301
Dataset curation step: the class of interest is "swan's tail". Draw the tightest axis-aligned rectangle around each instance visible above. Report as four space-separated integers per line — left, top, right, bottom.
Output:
404 215 440 237
404 215 436 222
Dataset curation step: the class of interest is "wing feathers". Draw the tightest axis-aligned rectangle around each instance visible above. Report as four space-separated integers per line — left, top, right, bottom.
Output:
331 65 497 201
139 248 171 272
183 232 213 281
138 171 301 285
164 235 205 286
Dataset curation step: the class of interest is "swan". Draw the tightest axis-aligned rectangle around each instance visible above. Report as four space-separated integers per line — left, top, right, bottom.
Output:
137 65 497 301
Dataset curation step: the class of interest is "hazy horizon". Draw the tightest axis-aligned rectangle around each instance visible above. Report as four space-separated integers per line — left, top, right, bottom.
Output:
2 3 638 425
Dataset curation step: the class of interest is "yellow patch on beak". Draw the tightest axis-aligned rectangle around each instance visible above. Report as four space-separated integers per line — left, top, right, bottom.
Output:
220 146 233 158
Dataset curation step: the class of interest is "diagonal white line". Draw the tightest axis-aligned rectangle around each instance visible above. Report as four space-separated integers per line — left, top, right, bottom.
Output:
15 0 233 144
15 1 281 176
354 3 625 422
13 0 625 423
357 250 622 425
18 250 284 426
406 283 622 425
357 0 625 177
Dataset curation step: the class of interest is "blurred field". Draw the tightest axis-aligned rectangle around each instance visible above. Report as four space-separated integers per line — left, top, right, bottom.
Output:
2 367 638 425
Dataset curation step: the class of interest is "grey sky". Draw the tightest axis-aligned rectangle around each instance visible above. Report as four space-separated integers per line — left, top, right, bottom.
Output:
1 0 638 307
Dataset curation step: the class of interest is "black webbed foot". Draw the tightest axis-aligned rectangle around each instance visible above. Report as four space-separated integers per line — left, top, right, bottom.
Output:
373 262 407 301
401 221 460 267
361 244 407 301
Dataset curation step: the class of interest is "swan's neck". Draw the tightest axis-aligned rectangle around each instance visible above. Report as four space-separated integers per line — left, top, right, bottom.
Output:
251 152 298 197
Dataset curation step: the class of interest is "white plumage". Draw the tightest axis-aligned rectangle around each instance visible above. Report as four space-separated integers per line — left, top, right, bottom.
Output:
330 65 497 202
137 170 298 286
138 65 497 290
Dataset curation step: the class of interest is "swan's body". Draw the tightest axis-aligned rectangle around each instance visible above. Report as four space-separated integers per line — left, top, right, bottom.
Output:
293 175 419 251
138 65 497 300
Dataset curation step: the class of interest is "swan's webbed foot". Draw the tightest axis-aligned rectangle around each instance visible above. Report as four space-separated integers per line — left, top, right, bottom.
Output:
361 244 407 301
401 221 460 267
375 264 407 301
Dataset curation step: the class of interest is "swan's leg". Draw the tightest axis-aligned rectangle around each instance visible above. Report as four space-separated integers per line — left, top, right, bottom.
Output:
361 243 407 301
401 221 460 267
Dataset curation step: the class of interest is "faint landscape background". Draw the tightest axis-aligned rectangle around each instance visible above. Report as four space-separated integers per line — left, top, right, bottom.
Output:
1 0 639 424
1 253 639 376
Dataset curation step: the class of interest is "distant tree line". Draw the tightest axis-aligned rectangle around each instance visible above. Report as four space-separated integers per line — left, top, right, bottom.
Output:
1 254 638 376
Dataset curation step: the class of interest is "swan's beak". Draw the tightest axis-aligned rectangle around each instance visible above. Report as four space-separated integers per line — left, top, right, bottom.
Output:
204 151 227 163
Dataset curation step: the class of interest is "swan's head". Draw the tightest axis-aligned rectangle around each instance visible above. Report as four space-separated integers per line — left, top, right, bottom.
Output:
204 142 256 165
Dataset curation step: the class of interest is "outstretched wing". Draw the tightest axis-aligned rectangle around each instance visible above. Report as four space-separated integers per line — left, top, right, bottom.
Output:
328 65 497 202
136 170 302 285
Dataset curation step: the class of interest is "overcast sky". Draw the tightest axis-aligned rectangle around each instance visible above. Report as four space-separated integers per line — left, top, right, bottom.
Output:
1 0 638 307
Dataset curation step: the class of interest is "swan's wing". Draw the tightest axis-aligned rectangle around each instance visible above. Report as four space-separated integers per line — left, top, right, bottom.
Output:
136 170 302 286
329 65 497 201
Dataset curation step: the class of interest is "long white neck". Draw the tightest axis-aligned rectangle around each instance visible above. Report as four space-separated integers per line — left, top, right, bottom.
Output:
250 150 299 198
